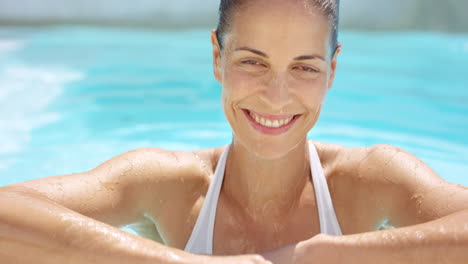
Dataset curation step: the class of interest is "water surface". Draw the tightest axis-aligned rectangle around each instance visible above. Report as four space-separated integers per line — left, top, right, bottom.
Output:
0 26 467 186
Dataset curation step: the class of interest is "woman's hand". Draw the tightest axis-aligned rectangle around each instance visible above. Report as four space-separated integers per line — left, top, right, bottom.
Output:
261 234 329 264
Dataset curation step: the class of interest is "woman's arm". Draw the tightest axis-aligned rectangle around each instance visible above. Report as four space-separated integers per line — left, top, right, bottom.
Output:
0 148 188 263
0 190 271 264
0 189 192 264
262 210 467 264
0 148 272 264
262 205 467 264
314 209 468 264
263 144 468 264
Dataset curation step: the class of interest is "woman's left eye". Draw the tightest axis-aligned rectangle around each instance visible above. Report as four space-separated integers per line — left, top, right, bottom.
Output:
293 66 319 73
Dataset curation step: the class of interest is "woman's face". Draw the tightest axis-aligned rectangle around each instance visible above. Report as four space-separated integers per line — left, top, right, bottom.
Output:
212 0 339 159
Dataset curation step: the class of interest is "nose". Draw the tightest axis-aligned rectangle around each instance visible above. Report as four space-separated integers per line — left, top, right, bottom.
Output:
261 73 290 111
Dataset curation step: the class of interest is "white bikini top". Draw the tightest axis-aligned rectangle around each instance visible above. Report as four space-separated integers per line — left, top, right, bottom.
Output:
184 141 342 254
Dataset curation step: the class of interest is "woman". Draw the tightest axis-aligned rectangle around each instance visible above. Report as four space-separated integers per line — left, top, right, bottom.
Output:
1 0 467 263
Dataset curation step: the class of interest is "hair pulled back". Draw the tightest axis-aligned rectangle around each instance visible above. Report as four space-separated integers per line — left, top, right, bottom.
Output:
216 0 340 55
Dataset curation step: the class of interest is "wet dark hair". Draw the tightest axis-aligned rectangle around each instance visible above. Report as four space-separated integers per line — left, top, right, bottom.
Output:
216 0 340 56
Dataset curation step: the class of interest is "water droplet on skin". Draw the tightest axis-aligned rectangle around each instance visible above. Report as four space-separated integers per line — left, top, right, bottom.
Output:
415 230 425 240
439 225 446 234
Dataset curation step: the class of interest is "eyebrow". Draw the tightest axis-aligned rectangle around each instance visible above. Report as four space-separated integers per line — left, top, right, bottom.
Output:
235 46 325 61
235 47 269 58
294 55 325 61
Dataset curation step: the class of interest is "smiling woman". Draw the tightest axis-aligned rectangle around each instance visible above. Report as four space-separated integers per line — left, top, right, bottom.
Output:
0 0 467 264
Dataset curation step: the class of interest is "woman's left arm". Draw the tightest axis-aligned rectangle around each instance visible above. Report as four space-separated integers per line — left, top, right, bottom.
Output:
307 209 468 263
263 210 468 264
263 144 468 264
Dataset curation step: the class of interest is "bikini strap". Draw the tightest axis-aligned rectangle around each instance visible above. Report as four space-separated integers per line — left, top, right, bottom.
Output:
308 141 342 236
184 145 230 254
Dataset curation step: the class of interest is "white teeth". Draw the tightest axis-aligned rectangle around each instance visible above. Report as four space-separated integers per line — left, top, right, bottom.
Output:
249 111 295 128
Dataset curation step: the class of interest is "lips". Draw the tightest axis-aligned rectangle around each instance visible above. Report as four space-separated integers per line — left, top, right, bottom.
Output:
242 109 301 135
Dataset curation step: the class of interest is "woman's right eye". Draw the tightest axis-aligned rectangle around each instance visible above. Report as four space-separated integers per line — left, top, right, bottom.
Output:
236 59 268 72
241 59 262 65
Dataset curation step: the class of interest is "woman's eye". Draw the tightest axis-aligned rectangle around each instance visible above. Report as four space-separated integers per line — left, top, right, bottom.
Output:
237 59 268 72
242 60 264 66
294 66 319 73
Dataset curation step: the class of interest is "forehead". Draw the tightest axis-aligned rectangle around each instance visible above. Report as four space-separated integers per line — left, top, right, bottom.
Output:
225 0 331 57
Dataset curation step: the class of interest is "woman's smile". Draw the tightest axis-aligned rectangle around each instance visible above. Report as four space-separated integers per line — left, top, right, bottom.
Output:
242 109 302 135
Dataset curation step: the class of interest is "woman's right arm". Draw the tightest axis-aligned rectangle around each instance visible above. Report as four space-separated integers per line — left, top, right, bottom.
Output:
0 188 194 264
0 148 271 264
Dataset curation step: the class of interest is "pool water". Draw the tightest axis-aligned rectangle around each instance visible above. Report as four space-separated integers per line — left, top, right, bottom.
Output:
0 26 467 186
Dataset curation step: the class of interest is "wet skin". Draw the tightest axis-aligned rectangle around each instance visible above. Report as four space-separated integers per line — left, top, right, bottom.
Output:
0 0 467 263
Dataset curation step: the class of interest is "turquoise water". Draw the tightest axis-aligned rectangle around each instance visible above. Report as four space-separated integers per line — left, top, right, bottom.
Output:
0 26 467 186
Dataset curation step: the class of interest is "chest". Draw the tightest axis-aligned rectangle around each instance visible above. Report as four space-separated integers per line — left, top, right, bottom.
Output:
155 173 386 252
211 187 321 255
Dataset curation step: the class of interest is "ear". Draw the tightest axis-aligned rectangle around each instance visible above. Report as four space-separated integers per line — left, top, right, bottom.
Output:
327 43 342 90
211 29 222 83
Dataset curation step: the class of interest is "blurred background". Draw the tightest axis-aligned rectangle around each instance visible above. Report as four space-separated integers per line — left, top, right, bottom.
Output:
0 0 467 31
0 0 467 187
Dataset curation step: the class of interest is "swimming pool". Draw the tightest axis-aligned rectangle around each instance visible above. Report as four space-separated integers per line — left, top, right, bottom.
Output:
0 26 467 187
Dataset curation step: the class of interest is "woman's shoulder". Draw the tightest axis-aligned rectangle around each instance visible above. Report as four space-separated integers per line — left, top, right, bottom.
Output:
193 145 230 176
310 140 410 182
116 145 228 184
312 141 438 192
311 139 396 157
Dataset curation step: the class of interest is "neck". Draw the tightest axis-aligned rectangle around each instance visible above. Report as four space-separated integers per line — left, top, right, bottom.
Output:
223 138 311 221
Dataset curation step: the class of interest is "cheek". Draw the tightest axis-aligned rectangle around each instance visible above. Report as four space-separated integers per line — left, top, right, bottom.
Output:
221 67 264 102
220 70 246 117
292 76 329 105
